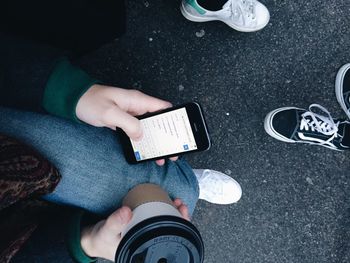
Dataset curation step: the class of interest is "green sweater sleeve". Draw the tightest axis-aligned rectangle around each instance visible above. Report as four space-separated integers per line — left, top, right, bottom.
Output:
43 58 99 121
66 210 97 263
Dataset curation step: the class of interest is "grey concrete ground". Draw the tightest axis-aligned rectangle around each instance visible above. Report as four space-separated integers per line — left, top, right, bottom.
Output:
13 0 350 262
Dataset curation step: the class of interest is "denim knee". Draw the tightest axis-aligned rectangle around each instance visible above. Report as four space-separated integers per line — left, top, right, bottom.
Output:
151 159 199 215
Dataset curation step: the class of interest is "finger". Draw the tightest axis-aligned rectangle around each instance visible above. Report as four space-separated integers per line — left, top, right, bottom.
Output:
169 156 178 162
105 206 133 233
173 199 190 221
103 106 143 140
178 204 190 221
173 198 183 208
156 159 165 166
114 89 172 115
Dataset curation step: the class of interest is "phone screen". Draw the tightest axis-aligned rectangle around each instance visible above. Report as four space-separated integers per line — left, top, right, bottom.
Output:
130 107 198 161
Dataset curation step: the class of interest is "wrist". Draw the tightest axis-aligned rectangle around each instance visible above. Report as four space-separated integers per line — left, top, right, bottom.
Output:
66 210 97 263
43 57 100 122
80 220 116 261
80 225 96 258
75 84 100 122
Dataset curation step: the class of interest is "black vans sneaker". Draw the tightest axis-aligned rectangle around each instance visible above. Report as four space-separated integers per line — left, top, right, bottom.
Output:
264 104 350 151
335 63 350 120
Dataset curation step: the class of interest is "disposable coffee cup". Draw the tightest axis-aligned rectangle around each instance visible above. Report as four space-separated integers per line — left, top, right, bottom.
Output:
115 184 204 263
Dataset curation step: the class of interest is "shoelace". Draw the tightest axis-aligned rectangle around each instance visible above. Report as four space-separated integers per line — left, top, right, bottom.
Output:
300 104 340 143
225 0 256 19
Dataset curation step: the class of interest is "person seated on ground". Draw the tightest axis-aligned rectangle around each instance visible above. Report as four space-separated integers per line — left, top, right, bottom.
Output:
0 35 242 262
264 64 350 151
1 1 243 259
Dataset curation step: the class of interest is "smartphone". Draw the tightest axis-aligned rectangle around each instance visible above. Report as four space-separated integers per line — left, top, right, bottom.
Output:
117 102 211 164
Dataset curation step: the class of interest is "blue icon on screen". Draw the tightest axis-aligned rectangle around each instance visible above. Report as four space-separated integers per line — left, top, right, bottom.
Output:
134 151 141 160
183 144 189 150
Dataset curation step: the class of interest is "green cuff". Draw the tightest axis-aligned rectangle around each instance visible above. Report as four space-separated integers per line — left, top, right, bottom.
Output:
43 57 99 122
66 210 97 263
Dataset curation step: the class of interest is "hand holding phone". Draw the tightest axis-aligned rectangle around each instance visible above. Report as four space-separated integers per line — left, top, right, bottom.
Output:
76 84 172 139
76 85 177 164
117 102 211 164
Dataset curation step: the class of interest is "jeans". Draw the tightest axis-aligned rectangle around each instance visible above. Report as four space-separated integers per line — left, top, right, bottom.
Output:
0 107 199 215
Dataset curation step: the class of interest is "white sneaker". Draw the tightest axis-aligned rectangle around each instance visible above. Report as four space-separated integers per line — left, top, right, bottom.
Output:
193 169 242 204
180 0 270 32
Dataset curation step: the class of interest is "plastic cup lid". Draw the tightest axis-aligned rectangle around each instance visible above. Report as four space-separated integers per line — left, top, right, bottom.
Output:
115 215 204 263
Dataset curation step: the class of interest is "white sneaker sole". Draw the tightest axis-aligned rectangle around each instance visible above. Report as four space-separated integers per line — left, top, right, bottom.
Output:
264 107 342 151
199 183 242 204
180 2 269 32
335 63 350 120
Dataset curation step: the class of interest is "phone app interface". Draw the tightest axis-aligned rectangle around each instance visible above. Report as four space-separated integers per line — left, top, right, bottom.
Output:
130 107 198 161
